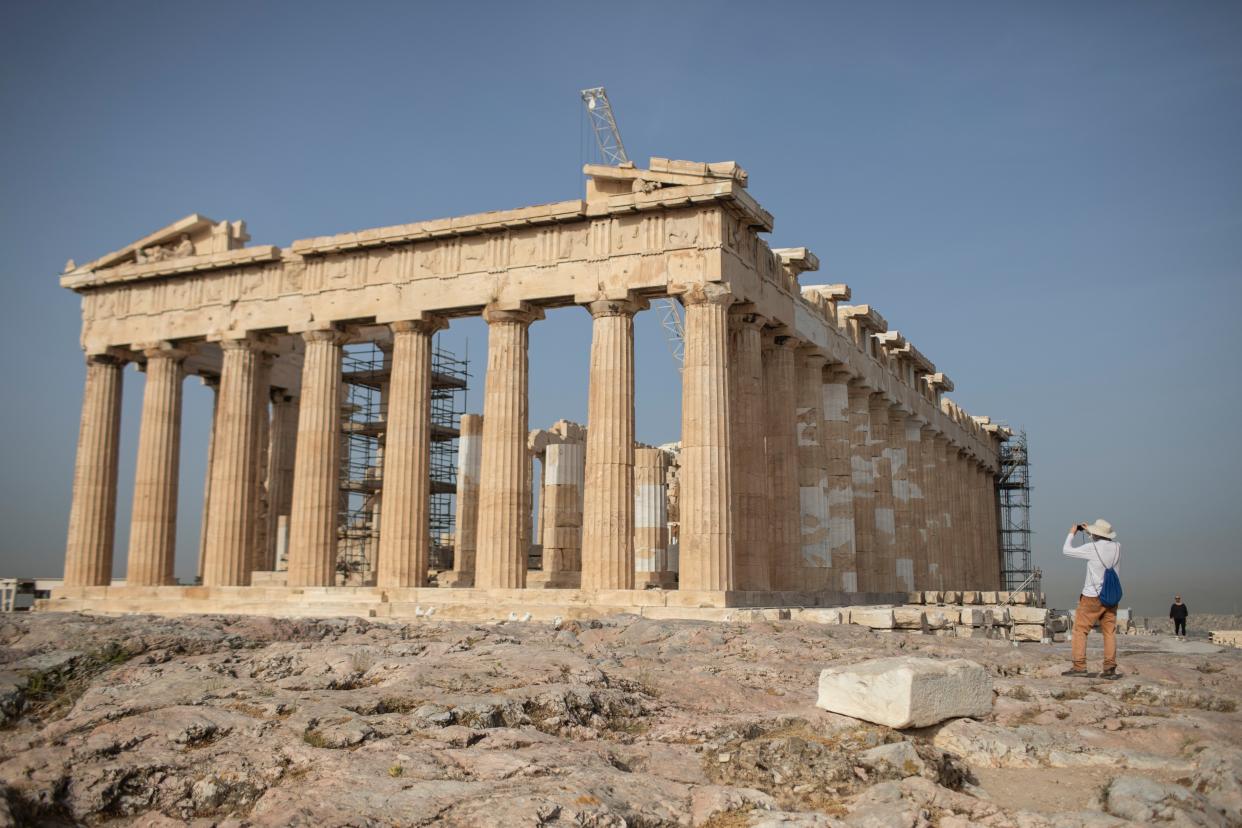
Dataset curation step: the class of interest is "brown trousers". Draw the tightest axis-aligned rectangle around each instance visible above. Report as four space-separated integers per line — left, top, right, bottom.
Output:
1071 594 1117 671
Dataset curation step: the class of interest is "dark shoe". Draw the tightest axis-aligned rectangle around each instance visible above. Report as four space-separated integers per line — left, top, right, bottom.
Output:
1061 669 1090 677
1101 668 1123 680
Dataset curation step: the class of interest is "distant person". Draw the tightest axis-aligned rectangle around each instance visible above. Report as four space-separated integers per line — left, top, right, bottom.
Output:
1062 519 1122 679
1170 595 1189 637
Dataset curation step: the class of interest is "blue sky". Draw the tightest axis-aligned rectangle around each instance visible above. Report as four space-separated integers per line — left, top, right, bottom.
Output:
1 1 1239 616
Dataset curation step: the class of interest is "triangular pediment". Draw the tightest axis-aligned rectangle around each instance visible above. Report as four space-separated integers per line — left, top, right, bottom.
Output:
75 214 250 273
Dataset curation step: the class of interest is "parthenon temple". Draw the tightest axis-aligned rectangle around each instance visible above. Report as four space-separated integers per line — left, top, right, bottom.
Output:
48 158 1011 620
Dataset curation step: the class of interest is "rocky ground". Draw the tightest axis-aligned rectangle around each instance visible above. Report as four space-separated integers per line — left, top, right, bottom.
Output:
1 612 1239 827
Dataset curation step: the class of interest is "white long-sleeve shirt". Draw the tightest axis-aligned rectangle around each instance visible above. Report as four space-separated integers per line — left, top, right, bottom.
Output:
1063 531 1121 598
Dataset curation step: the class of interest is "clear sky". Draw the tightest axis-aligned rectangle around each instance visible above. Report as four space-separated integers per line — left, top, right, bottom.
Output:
2 1 1239 617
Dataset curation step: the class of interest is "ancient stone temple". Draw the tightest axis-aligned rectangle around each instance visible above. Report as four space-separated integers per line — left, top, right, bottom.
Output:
48 158 1009 621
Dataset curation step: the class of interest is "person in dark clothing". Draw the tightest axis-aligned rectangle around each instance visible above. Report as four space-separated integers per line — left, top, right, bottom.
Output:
1170 595 1189 637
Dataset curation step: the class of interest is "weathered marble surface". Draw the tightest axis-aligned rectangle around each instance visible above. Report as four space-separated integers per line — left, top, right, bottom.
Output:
1 612 1238 827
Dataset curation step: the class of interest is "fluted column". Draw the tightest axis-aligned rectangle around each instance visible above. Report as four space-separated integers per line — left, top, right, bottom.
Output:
888 408 915 593
866 396 897 593
475 303 542 589
376 317 445 588
678 284 735 592
985 463 1002 589
931 435 953 587
951 447 971 588
907 420 930 589
763 335 800 590
580 297 643 591
201 338 267 586
287 328 346 587
920 428 940 589
64 354 125 587
845 380 874 594
248 352 273 574
728 308 768 591
263 389 299 571
446 413 484 586
196 375 219 583
542 440 585 582
126 344 187 586
822 368 856 593
796 351 831 590
634 447 672 587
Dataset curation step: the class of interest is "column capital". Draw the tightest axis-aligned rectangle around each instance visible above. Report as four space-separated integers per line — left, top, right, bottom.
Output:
797 347 828 369
391 314 449 335
762 330 800 350
135 341 191 362
728 303 767 329
483 301 544 326
582 295 648 318
675 282 733 307
300 327 349 345
824 363 855 383
84 351 126 368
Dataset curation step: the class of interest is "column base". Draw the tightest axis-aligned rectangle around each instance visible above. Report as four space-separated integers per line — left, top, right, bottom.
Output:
436 571 474 588
635 571 678 589
526 570 582 589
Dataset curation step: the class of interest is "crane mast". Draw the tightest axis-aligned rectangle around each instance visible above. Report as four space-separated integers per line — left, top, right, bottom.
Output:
579 87 685 369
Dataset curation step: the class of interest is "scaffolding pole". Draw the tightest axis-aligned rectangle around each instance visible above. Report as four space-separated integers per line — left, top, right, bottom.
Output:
997 429 1036 593
336 337 469 581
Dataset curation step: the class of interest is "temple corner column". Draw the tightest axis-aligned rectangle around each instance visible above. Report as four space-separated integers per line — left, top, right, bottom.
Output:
678 283 735 593
63 352 126 588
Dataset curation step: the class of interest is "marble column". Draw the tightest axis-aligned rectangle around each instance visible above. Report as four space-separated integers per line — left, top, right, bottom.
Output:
845 380 874 595
634 447 673 587
287 328 346 587
446 413 483 586
763 335 800 591
542 440 585 584
580 297 642 591
678 284 735 592
196 375 220 584
64 354 125 587
263 389 299 571
889 409 915 593
796 351 831 590
202 338 267 587
376 317 445 588
951 448 971 588
475 303 542 590
867 396 897 593
920 428 941 590
247 352 272 575
822 368 857 593
728 308 769 591
907 420 930 589
126 344 187 586
932 435 954 588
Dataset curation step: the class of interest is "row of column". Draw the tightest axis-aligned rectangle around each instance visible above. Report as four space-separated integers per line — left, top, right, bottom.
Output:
63 318 447 590
726 306 1002 594
64 284 999 594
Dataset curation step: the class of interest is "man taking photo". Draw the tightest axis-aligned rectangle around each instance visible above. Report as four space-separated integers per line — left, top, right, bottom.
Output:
1062 519 1122 679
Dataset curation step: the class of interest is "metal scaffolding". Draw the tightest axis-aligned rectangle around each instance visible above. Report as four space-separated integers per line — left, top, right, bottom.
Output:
339 342 387 577
430 342 469 570
997 429 1036 593
336 337 469 580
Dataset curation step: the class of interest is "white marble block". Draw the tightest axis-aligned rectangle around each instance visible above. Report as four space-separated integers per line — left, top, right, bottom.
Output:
816 656 993 729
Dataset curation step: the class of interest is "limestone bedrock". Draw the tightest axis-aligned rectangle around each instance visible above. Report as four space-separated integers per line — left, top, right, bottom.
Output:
816 656 992 729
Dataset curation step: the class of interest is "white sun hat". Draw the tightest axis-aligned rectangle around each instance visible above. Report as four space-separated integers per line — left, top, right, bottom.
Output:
1085 519 1116 540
